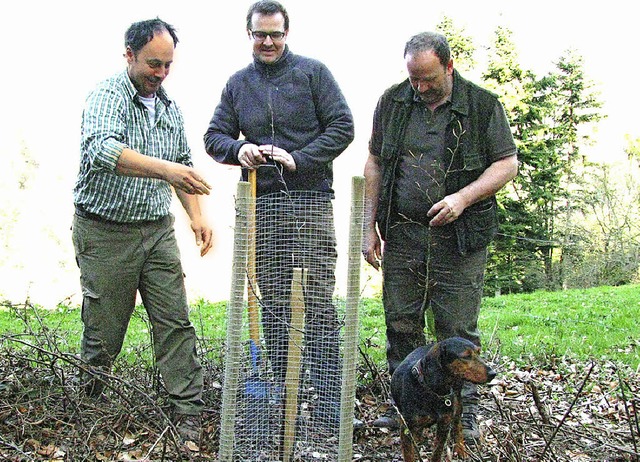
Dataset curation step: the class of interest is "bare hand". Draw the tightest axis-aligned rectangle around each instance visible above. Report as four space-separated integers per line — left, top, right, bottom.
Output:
259 145 297 172
362 228 382 270
165 164 211 195
191 218 213 257
428 193 464 227
238 144 268 169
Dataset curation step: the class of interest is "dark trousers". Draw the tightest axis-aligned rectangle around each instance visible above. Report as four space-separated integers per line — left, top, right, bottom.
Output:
382 221 487 379
255 192 341 408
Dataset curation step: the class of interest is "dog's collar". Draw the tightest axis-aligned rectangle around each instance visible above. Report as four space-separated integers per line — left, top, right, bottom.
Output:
411 362 454 407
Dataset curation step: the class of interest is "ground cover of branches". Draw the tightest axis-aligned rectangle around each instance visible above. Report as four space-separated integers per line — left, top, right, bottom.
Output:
1 330 637 462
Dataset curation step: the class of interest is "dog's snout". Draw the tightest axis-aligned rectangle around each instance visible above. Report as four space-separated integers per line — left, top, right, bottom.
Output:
487 367 497 381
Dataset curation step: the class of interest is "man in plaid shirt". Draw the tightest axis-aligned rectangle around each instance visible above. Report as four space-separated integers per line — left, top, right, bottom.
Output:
72 18 211 444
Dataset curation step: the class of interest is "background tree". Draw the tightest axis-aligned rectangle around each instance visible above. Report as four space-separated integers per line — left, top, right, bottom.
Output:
481 26 551 294
480 30 605 293
624 134 640 165
567 162 640 287
543 50 603 287
436 16 476 73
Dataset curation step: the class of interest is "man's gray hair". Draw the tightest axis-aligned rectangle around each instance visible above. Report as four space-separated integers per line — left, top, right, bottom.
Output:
404 32 450 67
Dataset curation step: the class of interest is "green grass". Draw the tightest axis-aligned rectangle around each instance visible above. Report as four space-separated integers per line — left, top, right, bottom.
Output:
0 299 229 364
357 284 640 371
480 284 640 369
1 284 638 370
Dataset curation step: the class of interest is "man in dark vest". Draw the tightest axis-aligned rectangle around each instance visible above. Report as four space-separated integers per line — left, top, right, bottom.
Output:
363 31 518 445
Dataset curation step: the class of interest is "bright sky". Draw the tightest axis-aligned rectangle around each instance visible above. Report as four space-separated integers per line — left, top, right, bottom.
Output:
1 0 637 306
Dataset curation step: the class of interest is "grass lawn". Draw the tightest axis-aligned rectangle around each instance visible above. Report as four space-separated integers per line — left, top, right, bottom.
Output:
480 284 639 369
352 283 639 371
1 284 638 371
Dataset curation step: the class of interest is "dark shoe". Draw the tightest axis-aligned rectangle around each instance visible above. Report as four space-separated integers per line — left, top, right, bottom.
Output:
462 384 481 444
372 406 399 429
81 365 109 398
313 402 364 433
462 410 480 445
173 414 201 443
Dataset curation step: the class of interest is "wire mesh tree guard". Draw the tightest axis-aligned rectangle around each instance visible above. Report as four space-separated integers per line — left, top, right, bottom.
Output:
219 176 365 461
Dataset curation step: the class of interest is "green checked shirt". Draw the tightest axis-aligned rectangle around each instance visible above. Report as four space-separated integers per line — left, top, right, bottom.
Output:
74 70 192 223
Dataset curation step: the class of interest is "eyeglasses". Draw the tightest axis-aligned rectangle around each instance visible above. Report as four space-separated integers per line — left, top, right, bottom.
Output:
250 30 286 42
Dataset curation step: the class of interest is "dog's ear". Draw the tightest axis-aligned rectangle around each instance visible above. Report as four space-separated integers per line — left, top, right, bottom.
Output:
439 337 477 364
439 341 454 366
435 341 457 369
426 342 445 371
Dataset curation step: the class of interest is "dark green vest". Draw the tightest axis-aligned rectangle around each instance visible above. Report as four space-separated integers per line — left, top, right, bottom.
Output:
375 70 500 255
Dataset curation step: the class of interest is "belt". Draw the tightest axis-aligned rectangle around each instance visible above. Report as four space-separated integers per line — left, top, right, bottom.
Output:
75 207 164 226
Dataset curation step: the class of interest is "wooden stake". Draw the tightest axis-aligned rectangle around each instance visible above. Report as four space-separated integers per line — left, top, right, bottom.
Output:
282 268 306 462
247 169 260 346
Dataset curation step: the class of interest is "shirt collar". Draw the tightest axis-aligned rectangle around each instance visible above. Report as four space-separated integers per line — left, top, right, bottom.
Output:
121 69 172 107
412 90 452 107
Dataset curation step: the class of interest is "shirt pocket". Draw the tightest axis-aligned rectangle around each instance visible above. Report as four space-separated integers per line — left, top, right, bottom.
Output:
462 151 485 171
380 140 398 161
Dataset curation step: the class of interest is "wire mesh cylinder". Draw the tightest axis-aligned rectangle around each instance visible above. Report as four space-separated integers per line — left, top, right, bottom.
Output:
220 180 364 461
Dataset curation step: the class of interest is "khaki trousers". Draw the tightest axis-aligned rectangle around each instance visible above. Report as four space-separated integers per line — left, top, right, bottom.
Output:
72 213 203 415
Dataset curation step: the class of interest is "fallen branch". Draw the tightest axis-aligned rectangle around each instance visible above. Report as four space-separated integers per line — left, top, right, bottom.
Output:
539 360 595 461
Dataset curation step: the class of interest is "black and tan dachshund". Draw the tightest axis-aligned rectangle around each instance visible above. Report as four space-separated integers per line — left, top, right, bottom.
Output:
391 337 496 462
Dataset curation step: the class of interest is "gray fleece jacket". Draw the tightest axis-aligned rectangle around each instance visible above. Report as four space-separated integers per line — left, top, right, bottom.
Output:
203 46 354 197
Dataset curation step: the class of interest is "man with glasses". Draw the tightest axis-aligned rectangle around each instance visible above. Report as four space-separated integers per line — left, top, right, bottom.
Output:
204 0 355 434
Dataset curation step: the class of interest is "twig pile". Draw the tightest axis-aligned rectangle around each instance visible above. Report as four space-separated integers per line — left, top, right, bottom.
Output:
353 352 639 461
0 302 638 461
0 332 224 461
